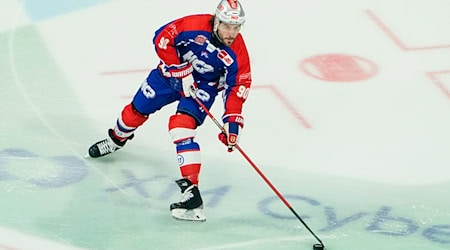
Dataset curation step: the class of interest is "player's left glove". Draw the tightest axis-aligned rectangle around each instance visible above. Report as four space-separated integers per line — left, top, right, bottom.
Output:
160 62 197 97
218 115 244 152
168 75 197 98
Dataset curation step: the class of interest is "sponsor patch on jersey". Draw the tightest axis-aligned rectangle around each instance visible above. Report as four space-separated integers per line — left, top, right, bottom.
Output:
194 35 207 45
238 72 251 81
218 49 234 66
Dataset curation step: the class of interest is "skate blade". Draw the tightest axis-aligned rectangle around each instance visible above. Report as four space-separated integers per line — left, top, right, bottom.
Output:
171 208 206 222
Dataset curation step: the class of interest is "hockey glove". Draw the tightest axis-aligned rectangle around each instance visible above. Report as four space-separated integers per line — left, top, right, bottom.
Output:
218 115 244 152
160 62 197 97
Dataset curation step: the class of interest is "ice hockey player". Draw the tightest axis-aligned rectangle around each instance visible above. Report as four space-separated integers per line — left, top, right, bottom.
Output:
87 0 251 221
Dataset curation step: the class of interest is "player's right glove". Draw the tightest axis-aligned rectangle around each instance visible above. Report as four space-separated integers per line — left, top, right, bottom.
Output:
160 62 197 97
218 115 244 152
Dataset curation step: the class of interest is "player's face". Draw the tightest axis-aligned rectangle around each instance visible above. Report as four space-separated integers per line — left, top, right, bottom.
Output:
217 22 241 46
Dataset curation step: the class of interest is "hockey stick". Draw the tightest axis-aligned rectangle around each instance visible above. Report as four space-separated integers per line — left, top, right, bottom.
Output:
190 90 325 249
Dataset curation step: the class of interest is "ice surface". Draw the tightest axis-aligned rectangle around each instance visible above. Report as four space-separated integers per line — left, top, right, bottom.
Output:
1 0 449 249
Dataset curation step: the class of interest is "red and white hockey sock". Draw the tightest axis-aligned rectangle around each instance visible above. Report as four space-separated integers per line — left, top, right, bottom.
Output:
176 140 201 185
113 103 148 141
169 113 201 185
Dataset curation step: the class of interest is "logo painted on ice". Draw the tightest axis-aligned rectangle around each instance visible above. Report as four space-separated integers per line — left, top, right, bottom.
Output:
1 147 449 246
0 148 88 188
300 53 378 82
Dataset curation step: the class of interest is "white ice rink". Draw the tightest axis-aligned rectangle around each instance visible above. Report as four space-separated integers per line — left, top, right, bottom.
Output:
1 0 449 249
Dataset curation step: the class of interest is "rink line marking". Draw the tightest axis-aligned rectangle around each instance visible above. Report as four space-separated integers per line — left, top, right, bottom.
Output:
365 10 450 51
426 71 450 99
7 2 136 202
100 68 149 75
100 70 312 129
365 10 408 50
367 9 450 101
253 84 312 129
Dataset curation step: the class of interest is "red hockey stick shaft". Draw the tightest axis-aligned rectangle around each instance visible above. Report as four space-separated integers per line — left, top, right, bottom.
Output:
190 92 324 246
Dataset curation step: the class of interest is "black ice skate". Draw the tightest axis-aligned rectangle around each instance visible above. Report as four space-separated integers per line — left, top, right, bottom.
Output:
170 178 206 222
87 129 133 158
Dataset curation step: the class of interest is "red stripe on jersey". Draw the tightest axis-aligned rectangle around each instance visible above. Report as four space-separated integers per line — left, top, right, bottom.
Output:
224 34 252 116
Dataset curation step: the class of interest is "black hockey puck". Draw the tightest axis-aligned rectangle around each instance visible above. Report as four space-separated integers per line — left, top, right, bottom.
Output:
313 243 324 250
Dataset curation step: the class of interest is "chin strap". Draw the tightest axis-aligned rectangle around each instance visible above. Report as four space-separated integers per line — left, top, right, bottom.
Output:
211 18 225 46
211 30 224 46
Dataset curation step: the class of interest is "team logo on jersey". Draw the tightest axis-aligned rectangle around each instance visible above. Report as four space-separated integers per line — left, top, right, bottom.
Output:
201 51 209 58
218 50 234 66
194 35 207 45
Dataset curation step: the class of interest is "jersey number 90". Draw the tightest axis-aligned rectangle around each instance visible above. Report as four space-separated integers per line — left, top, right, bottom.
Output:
236 85 249 99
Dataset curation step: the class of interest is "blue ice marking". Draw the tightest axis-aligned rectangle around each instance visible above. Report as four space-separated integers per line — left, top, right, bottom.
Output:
258 195 321 220
28 156 88 188
103 170 167 198
0 148 88 187
0 148 36 180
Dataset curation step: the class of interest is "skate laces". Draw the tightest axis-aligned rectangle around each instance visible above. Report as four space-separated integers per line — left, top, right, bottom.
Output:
97 138 120 155
180 186 195 202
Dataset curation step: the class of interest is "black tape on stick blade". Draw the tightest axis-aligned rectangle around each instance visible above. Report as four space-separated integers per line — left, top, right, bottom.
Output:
313 243 324 250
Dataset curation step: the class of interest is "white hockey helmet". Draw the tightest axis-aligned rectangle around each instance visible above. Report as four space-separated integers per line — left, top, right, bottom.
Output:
214 0 246 30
